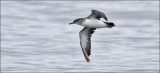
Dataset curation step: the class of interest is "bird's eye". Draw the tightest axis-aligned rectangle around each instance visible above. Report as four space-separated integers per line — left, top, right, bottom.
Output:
74 20 77 22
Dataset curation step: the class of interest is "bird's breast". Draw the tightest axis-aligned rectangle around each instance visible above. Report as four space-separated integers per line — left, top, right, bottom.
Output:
81 19 106 28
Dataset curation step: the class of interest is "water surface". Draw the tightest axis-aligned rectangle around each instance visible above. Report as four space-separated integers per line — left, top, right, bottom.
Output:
1 1 159 72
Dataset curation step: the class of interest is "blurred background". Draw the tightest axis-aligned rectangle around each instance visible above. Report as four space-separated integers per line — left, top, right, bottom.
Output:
1 1 159 72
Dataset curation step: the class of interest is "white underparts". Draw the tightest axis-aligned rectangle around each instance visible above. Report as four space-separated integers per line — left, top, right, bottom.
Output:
81 19 106 28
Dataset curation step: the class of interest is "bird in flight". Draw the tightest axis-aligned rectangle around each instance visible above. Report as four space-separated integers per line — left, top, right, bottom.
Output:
69 10 115 62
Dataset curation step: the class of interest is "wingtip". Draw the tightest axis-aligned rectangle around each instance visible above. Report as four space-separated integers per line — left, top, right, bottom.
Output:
91 9 96 12
82 48 91 63
86 57 90 63
84 53 90 63
87 60 90 63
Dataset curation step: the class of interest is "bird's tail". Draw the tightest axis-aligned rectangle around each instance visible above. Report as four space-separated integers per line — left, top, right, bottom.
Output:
104 22 115 28
82 48 90 62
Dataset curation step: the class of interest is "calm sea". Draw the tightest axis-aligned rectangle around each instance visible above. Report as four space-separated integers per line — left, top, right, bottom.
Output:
1 1 159 72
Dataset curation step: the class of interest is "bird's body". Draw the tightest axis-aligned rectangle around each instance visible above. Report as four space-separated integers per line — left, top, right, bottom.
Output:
81 19 107 28
70 10 115 62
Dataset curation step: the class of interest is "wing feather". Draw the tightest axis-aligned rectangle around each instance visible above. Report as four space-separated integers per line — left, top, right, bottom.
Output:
87 10 108 21
79 27 96 62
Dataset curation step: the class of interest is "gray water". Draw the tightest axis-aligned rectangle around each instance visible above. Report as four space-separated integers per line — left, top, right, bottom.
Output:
1 1 159 72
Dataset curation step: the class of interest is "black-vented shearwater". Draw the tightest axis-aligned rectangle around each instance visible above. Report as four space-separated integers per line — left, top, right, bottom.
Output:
69 10 115 62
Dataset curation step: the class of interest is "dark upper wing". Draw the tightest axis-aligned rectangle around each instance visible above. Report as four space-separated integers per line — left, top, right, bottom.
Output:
79 27 96 62
87 10 108 21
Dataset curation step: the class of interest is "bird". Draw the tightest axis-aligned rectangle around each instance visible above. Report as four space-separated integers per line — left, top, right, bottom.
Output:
69 10 115 62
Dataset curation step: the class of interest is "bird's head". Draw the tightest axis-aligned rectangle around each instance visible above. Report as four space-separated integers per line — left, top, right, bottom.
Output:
69 18 85 25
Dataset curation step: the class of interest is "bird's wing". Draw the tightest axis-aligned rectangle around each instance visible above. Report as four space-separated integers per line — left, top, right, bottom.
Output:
79 27 96 62
87 10 108 21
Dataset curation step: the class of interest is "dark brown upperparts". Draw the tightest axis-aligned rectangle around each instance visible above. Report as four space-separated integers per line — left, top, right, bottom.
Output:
104 22 115 28
74 18 85 24
70 18 85 24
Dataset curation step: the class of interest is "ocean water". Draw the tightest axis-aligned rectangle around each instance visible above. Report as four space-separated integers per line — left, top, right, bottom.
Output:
1 1 159 72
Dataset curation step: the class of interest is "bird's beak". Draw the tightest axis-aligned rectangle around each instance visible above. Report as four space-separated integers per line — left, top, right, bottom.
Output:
69 23 73 25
